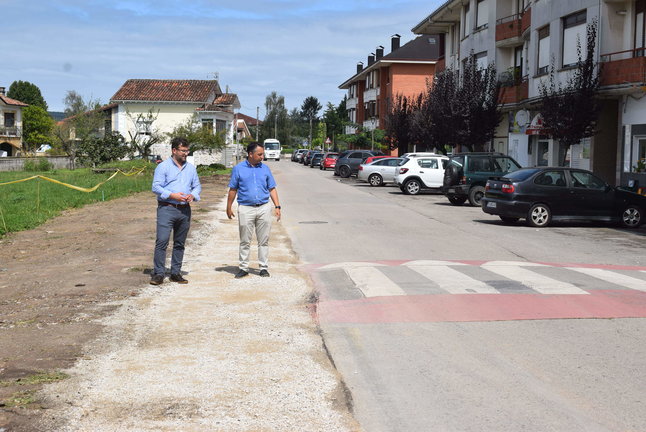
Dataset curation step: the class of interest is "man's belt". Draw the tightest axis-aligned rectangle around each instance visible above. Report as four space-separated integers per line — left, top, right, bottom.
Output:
158 201 190 208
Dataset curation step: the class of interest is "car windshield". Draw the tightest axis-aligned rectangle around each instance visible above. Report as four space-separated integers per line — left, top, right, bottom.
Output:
399 158 410 166
504 168 541 181
326 154 338 159
264 142 280 150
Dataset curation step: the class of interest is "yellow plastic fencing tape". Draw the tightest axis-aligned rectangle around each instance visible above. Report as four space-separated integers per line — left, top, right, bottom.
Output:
0 167 146 192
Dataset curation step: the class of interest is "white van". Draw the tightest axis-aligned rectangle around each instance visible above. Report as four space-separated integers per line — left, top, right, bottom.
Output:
263 139 281 161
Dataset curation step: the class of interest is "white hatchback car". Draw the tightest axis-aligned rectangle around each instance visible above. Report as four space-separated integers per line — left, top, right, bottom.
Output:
394 154 449 195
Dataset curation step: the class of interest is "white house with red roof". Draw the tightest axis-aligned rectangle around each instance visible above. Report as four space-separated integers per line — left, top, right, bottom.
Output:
109 79 241 165
0 86 28 157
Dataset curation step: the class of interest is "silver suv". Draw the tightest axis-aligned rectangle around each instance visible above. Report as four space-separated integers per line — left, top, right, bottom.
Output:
394 154 449 195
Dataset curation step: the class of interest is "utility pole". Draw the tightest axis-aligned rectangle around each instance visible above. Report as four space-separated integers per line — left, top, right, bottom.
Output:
274 113 277 139
256 106 259 142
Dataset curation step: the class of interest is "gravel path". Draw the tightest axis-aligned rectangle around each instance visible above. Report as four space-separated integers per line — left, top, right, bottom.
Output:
38 196 359 431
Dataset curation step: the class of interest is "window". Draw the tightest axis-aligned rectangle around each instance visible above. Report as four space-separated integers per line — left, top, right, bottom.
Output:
534 171 566 187
476 0 488 30
537 26 550 75
136 118 152 136
636 0 645 55
349 152 363 159
475 51 488 70
570 171 606 190
417 158 438 169
3 113 15 127
493 156 521 173
202 119 213 134
386 159 401 167
464 2 472 37
216 119 227 133
562 10 587 68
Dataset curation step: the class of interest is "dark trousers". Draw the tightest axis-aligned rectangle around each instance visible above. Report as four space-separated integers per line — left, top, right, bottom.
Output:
153 204 191 276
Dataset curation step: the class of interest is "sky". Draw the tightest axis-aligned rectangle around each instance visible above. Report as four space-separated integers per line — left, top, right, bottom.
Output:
1 0 443 118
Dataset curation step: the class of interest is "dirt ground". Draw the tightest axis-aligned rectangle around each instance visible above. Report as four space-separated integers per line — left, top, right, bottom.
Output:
0 175 229 431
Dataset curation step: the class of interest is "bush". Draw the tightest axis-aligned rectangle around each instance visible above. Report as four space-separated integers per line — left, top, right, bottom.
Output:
23 158 53 172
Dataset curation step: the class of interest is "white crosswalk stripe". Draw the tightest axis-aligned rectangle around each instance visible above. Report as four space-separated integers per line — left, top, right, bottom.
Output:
345 266 406 298
406 264 499 294
567 267 646 292
479 263 589 295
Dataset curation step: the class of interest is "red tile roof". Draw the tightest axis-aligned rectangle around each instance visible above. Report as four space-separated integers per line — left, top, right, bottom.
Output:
111 79 221 103
237 112 262 126
198 93 240 112
0 95 28 107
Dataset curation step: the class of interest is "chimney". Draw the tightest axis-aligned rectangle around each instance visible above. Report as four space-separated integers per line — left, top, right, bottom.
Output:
368 54 375 66
391 34 401 52
357 62 364 74
376 45 384 60
0 87 5 96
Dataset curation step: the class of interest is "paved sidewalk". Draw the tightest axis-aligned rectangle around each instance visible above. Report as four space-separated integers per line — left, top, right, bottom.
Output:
39 196 359 431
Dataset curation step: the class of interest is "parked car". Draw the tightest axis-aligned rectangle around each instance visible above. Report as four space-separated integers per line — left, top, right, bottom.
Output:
442 152 522 207
320 152 339 170
394 154 449 195
362 155 391 165
292 149 307 162
357 157 404 186
334 149 384 178
302 150 315 165
481 167 645 228
309 152 324 168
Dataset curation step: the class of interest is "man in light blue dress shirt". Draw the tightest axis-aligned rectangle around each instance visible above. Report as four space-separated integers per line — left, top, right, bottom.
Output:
227 142 281 278
150 137 201 285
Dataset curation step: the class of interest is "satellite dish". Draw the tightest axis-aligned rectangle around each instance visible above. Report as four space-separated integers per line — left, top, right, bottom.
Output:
499 71 514 86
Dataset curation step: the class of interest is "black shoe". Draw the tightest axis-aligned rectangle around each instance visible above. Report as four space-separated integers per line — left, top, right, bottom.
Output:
259 269 270 277
150 274 164 285
235 269 249 279
170 274 188 284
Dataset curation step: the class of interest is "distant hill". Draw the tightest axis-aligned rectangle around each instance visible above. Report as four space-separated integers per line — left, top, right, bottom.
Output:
48 111 66 122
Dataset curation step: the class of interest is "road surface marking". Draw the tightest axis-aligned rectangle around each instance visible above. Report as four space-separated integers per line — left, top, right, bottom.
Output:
345 266 406 298
481 263 588 295
319 261 386 270
567 267 646 292
402 260 467 266
406 264 499 294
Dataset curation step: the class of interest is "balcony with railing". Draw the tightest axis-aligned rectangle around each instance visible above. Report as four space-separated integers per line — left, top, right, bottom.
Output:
499 73 529 105
496 13 522 45
600 48 646 87
0 125 21 137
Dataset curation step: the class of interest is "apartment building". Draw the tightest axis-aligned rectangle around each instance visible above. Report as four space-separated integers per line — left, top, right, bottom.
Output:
339 34 444 151
413 0 646 187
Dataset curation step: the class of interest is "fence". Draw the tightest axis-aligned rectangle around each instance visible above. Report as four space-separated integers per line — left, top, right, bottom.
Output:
0 156 74 171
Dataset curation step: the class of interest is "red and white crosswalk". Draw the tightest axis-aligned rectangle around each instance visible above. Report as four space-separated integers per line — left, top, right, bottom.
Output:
307 260 646 323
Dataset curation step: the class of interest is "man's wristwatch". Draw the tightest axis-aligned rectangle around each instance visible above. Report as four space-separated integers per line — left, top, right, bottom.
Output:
275 206 281 209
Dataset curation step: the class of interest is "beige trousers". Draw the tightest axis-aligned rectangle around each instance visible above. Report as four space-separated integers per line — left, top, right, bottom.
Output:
237 202 272 271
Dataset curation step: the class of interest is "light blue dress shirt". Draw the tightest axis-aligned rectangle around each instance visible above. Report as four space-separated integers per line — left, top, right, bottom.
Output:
152 157 201 204
228 160 277 205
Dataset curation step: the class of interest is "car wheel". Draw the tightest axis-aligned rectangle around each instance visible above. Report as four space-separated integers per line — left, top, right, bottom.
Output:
468 186 485 207
500 216 519 224
404 179 421 195
447 194 467 206
368 173 383 187
527 203 551 228
310 164 313 168
339 166 351 178
621 205 643 228
320 166 323 170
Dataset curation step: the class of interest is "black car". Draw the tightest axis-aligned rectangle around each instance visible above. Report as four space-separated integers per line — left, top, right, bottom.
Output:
302 150 315 165
481 167 645 228
309 152 324 168
334 149 384 178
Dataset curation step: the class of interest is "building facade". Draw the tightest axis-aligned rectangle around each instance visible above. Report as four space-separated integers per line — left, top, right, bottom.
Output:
413 0 646 187
0 86 27 157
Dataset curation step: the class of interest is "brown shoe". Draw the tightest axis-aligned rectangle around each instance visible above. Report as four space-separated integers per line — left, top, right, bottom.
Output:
150 274 164 285
170 274 188 284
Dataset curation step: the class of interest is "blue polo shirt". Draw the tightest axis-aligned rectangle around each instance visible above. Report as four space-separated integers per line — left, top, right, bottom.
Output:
152 157 201 204
228 160 276 205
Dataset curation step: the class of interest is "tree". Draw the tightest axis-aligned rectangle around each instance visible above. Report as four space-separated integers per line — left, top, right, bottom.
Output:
125 108 163 158
7 81 48 111
262 92 289 145
167 113 225 153
384 93 417 155
52 91 106 169
322 101 344 146
301 96 322 148
538 19 600 166
22 105 55 154
77 132 129 166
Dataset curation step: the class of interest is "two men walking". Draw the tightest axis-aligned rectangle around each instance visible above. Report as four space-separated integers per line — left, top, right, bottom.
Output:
150 140 280 284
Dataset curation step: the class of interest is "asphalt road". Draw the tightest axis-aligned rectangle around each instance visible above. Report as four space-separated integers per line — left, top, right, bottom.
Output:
272 158 646 432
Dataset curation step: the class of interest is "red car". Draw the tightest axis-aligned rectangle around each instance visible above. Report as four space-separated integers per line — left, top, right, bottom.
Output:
363 155 391 165
320 152 339 170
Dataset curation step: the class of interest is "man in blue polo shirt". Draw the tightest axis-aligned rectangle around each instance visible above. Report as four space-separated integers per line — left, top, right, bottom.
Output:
226 142 281 278
150 137 201 285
